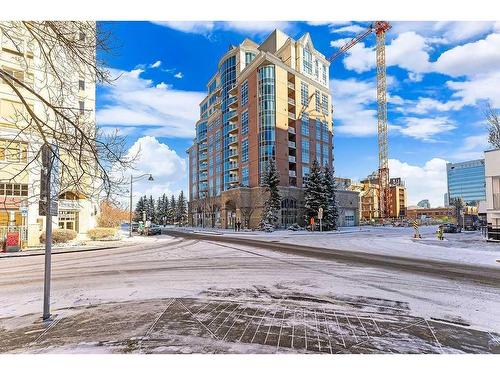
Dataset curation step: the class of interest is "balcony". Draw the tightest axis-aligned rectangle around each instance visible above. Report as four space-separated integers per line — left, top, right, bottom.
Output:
228 148 238 158
288 112 296 120
227 110 238 122
198 142 208 151
287 82 295 90
199 173 208 181
289 170 296 178
199 152 208 161
494 193 500 210
198 162 208 171
288 98 296 106
228 135 238 145
228 175 239 183
288 127 296 135
228 96 238 109
229 84 238 96
288 141 296 149
288 156 296 163
227 123 238 134
228 161 239 170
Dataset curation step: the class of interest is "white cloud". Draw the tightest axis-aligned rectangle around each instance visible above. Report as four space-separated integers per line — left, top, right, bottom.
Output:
221 21 292 35
150 60 162 68
153 21 215 35
390 21 496 44
122 136 187 203
396 116 456 141
452 133 489 161
97 68 205 138
446 71 500 108
331 77 402 136
174 72 184 79
330 24 365 34
153 21 292 36
403 97 464 115
389 158 448 207
339 31 432 76
433 33 500 77
330 78 378 136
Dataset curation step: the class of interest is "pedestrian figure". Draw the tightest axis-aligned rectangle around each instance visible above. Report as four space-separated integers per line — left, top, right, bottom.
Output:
236 219 241 231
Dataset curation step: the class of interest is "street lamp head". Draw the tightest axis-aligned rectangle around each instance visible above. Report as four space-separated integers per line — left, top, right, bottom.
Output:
148 174 154 181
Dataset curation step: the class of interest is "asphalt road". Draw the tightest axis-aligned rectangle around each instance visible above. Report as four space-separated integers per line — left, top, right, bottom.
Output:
1 235 499 353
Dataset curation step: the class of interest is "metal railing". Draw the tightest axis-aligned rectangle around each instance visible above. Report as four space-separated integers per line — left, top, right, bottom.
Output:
0 225 28 241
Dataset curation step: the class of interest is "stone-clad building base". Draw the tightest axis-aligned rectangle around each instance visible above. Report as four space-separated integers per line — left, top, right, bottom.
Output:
188 187 359 229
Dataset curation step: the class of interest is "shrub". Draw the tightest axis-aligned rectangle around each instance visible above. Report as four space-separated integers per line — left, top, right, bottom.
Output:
87 227 117 241
40 229 77 244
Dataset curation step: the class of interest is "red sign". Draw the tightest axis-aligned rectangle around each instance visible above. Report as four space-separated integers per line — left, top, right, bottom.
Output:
5 232 20 252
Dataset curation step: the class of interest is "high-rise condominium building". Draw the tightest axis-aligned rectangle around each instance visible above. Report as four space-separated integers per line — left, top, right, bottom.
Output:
446 159 486 205
0 23 97 247
188 30 332 229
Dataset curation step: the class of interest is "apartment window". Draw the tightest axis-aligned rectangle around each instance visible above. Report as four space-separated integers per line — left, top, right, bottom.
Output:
322 64 327 84
241 80 249 107
241 110 249 135
303 48 312 75
321 94 328 114
302 166 310 179
241 139 249 163
245 52 256 66
79 101 85 115
0 139 28 163
301 113 309 136
242 166 249 187
300 82 309 106
316 143 321 162
79 79 85 91
316 119 321 141
314 60 319 79
315 90 321 112
301 140 310 164
0 183 28 197
216 154 221 174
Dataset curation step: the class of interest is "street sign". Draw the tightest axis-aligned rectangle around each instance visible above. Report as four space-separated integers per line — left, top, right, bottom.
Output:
318 207 323 220
20 206 28 217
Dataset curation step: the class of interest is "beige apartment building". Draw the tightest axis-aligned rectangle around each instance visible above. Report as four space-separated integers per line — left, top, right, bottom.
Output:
485 149 500 241
188 29 333 229
0 23 98 248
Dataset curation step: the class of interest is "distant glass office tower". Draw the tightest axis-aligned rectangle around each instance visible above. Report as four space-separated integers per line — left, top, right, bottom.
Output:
446 159 486 204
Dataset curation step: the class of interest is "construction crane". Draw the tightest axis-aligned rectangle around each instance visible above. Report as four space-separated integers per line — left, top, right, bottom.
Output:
328 21 392 219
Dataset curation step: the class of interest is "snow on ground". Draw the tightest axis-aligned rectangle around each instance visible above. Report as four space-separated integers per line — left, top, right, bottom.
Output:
191 226 500 268
1 235 499 335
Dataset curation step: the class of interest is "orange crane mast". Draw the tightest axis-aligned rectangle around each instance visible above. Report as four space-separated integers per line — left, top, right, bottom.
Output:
328 21 392 219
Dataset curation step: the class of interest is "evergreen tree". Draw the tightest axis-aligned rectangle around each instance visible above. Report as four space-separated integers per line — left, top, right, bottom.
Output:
168 195 176 224
161 194 169 225
259 158 281 228
304 159 326 225
322 165 339 230
156 196 163 224
176 191 187 225
147 195 156 222
133 195 146 222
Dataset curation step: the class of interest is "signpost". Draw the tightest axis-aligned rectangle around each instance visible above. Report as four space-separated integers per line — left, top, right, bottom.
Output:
318 207 323 232
413 220 421 239
40 144 60 321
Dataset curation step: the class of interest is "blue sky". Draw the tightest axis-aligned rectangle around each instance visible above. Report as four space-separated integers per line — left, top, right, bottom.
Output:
96 21 500 206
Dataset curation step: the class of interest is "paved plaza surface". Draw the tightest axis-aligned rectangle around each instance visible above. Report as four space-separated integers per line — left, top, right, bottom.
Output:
1 234 499 353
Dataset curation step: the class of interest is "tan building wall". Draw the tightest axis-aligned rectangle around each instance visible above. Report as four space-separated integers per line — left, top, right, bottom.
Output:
0 23 97 248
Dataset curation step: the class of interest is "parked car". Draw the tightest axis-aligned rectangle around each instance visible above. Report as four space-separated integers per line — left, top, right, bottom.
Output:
288 223 303 231
146 224 162 236
439 223 462 233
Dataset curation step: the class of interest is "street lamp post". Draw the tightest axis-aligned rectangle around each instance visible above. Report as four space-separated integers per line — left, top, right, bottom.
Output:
129 173 154 238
